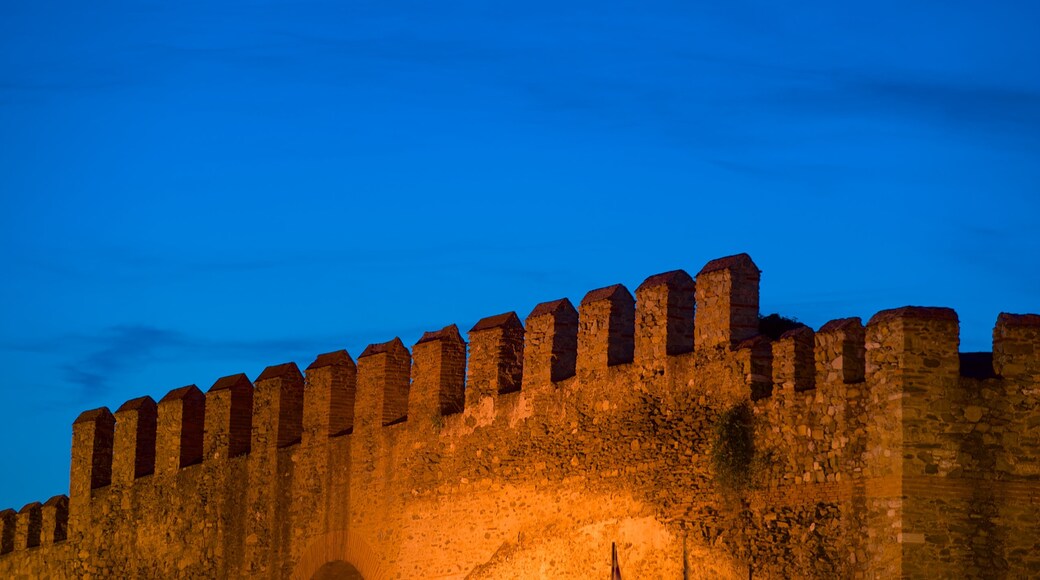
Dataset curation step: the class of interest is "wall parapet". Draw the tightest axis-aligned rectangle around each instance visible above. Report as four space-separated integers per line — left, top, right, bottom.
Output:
524 298 578 386
994 312 1040 380
814 317 865 386
305 350 357 440
467 312 524 404
113 396 157 485
35 257 1040 491
695 253 759 351
40 495 67 546
578 284 635 371
357 338 411 430
156 385 205 474
411 326 465 423
635 269 695 367
205 373 254 460
3 252 1038 578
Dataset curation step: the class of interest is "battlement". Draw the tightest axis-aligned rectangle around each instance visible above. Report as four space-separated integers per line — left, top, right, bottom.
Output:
2 253 1038 578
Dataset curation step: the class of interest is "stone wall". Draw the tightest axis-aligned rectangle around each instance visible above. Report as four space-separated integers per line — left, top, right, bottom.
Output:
0 253 1037 579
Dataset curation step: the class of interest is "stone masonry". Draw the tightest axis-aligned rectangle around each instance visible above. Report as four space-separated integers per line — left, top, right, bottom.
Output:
0 253 1037 578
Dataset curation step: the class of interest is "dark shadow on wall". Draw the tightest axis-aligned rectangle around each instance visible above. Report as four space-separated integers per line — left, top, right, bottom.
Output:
311 560 365 580
758 314 805 340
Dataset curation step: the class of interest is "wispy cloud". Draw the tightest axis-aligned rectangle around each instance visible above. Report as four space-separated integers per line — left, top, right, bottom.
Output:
4 325 335 402
757 69 1040 145
59 325 183 400
844 76 1040 137
942 225 1040 295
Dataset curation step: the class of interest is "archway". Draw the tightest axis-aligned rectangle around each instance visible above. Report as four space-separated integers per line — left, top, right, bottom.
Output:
310 560 364 580
293 530 385 580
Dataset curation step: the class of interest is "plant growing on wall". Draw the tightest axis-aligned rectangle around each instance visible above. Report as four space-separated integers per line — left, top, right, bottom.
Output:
711 402 756 491
758 313 805 340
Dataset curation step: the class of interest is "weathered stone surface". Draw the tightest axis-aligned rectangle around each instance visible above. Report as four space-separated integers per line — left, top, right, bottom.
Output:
695 253 760 351
467 312 524 405
578 284 635 371
14 502 41 550
156 385 205 475
112 396 157 485
0 255 1037 579
635 269 695 367
524 298 578 386
205 373 254 460
411 326 465 422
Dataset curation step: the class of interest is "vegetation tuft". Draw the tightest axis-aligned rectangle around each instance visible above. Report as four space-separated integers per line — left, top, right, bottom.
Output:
758 313 805 340
711 402 756 491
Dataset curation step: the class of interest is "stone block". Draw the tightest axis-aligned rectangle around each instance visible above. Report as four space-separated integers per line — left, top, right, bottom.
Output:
305 350 358 442
112 396 157 485
411 326 466 424
467 312 524 406
156 385 206 475
524 299 578 386
635 269 695 368
205 373 254 460
356 339 411 430
694 253 760 351
578 284 635 372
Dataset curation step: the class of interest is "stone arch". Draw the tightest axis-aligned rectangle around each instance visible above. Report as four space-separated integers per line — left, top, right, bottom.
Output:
310 560 364 580
293 530 385 580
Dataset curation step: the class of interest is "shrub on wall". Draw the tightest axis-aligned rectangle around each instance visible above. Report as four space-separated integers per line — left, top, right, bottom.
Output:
711 402 755 491
758 313 805 340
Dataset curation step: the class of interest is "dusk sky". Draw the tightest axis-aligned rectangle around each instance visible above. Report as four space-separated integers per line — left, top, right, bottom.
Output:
1 1 1038 508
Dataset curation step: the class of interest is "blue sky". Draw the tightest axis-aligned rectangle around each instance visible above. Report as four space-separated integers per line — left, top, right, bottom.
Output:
1 0 1038 507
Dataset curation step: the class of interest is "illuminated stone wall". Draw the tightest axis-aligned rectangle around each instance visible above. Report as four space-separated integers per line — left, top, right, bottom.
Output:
1 254 1037 578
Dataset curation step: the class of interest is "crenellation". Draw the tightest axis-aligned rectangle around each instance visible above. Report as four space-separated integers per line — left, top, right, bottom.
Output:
411 325 466 424
694 253 760 352
304 350 358 440
867 307 960 398
523 298 578 387
735 334 773 400
866 307 960 467
205 373 254 461
466 312 525 406
958 351 996 379
2 253 1038 578
296 351 357 570
253 363 305 448
578 284 635 372
814 317 865 386
635 269 695 369
863 312 908 479
112 396 157 485
246 362 305 576
356 339 411 430
69 407 114 534
40 495 67 545
156 385 206 474
866 306 963 578
0 509 13 555
988 315 1040 496
993 312 1040 381
14 502 41 550
772 326 815 392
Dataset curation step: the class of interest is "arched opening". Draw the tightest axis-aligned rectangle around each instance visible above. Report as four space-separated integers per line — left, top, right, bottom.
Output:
310 560 364 580
293 530 383 580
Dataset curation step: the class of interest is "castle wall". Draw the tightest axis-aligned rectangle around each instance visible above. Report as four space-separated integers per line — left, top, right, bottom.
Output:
0 253 1037 579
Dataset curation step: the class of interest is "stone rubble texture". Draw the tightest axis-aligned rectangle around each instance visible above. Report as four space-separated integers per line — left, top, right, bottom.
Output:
0 253 1037 579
